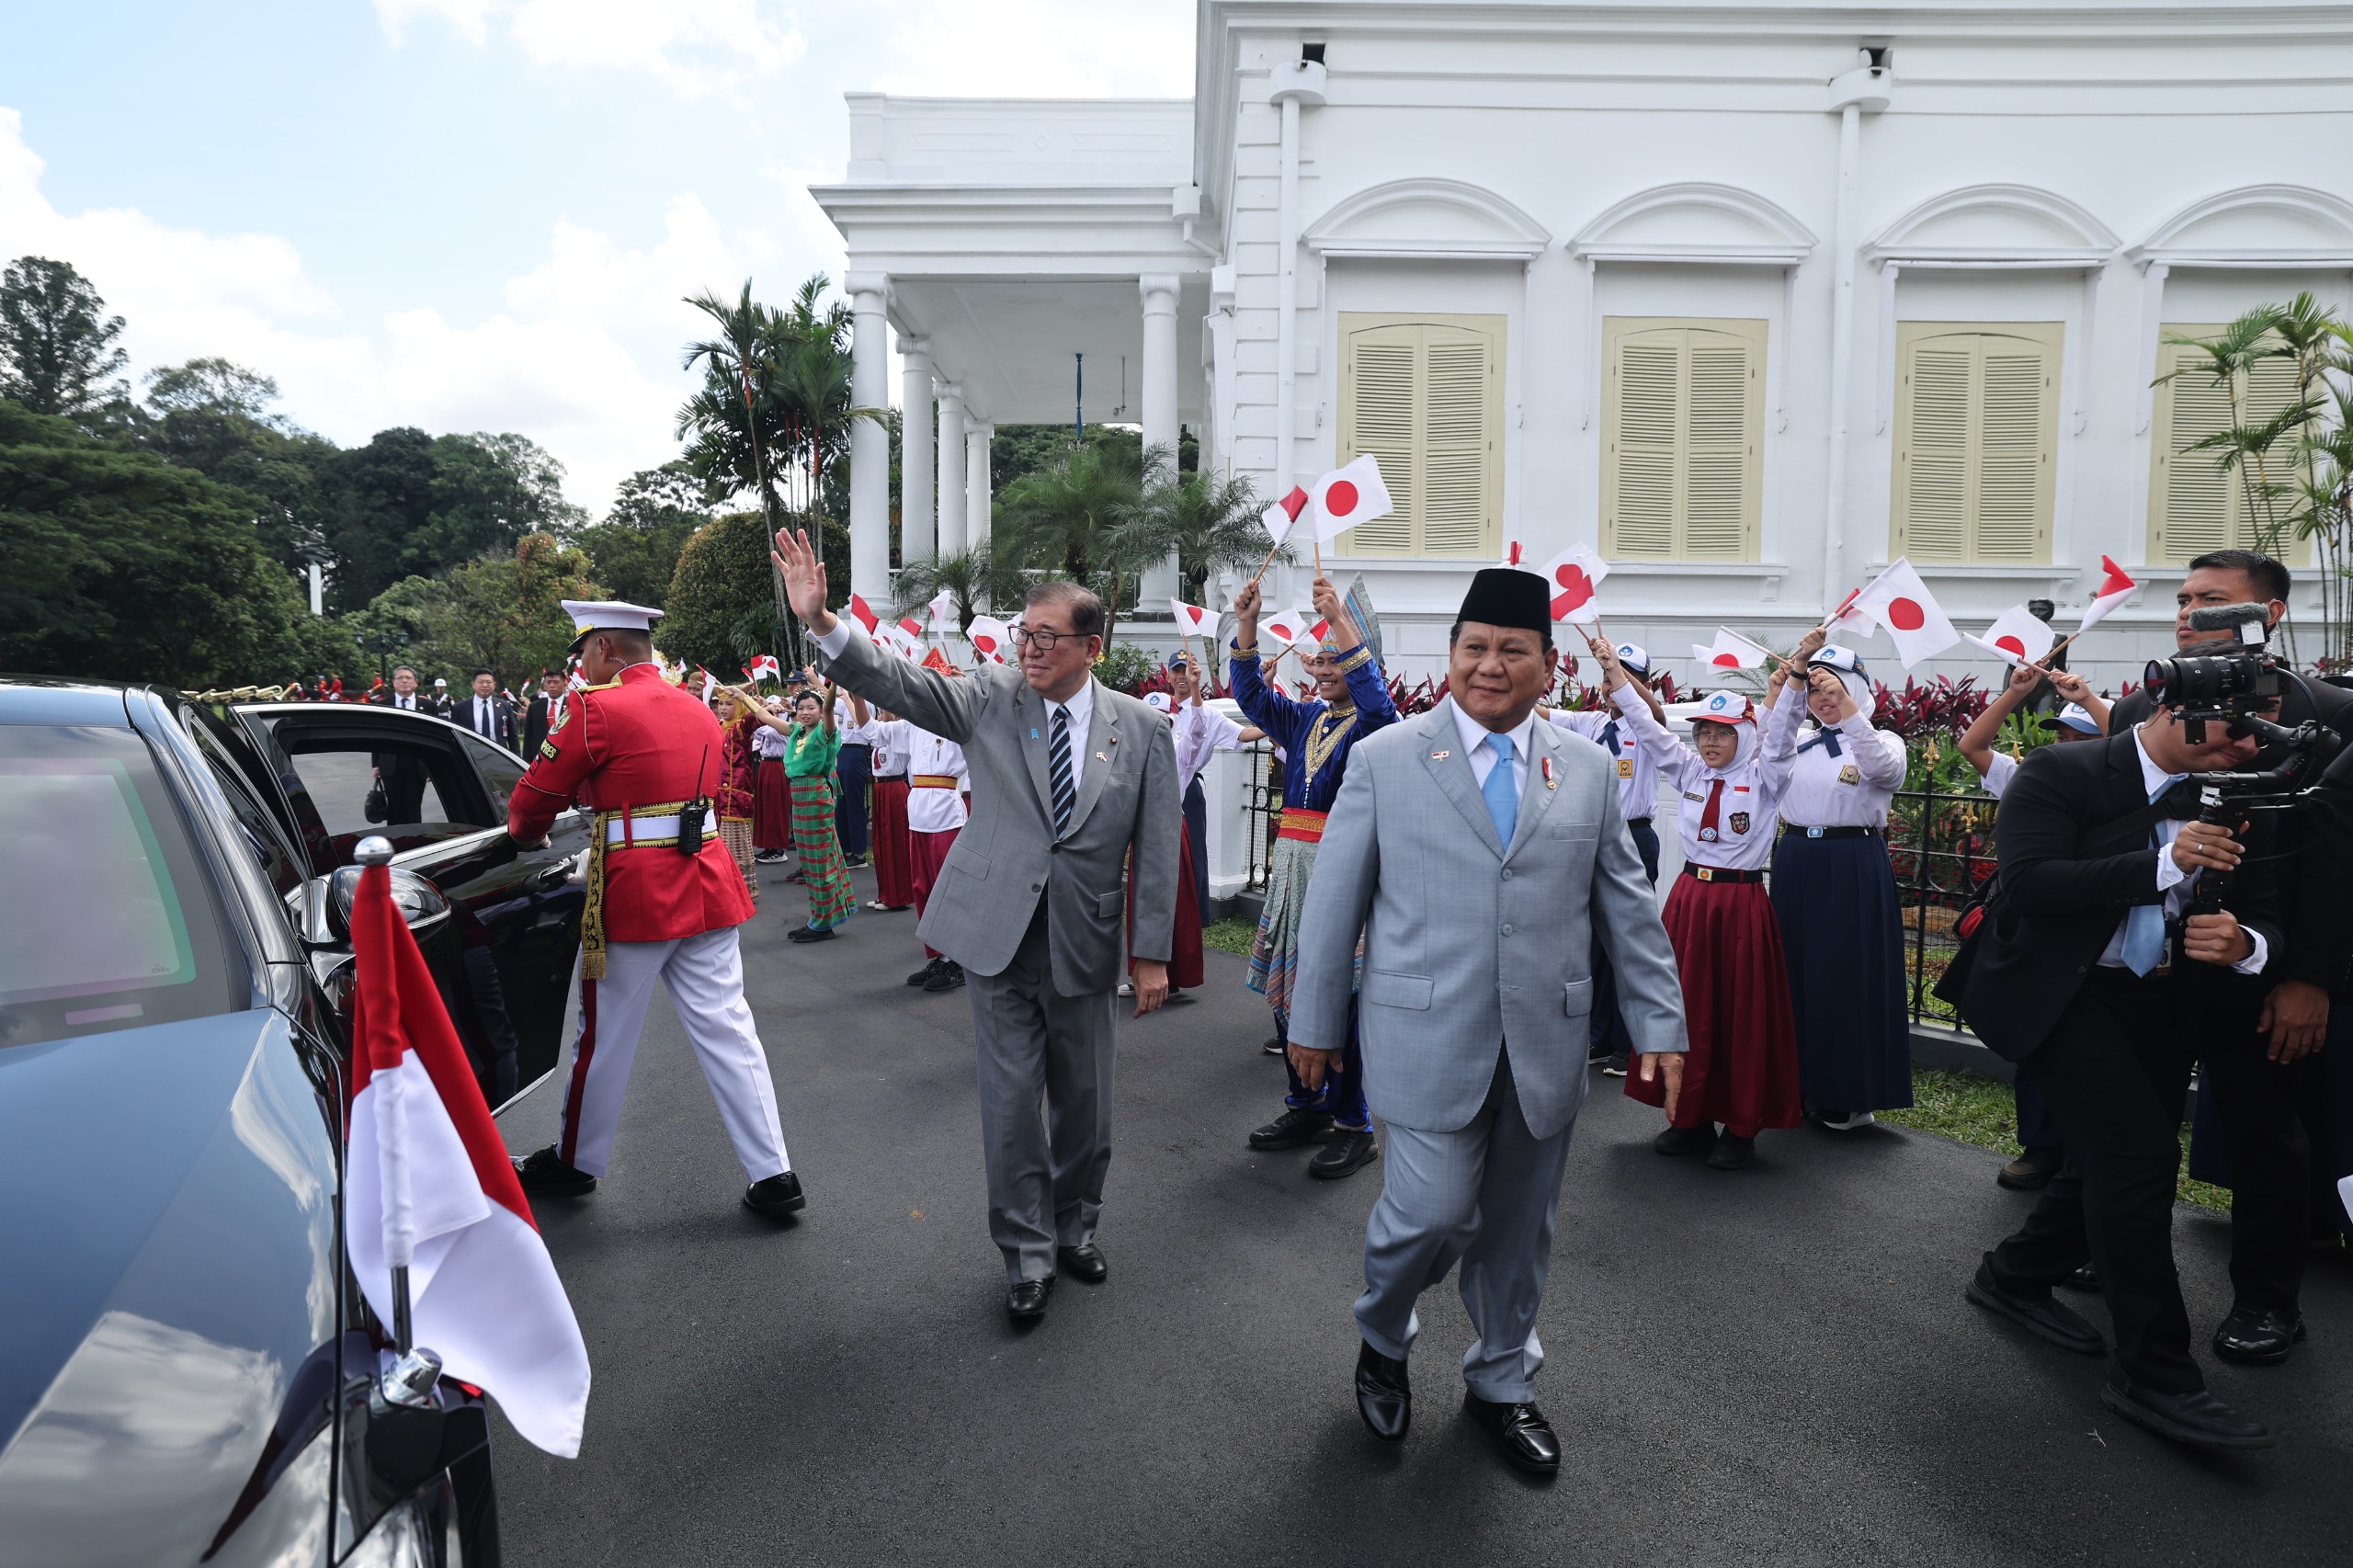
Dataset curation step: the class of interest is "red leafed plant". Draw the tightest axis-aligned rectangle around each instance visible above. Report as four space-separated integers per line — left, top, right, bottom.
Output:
1870 676 1990 740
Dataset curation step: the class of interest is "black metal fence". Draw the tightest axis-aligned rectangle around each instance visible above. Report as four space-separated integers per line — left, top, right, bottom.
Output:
1240 743 1279 892
1888 776 2002 1028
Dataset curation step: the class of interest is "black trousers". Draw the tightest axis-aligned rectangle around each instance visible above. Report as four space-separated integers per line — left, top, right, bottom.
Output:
2199 1028 2313 1313
1183 777 1211 927
1988 967 2228 1395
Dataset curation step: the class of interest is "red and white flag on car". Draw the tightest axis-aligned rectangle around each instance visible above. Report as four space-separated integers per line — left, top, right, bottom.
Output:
1849 557 1961 668
1309 455 1394 544
1692 627 1773 671
1963 605 2057 667
742 654 781 684
1169 599 1213 640
965 615 1012 665
1536 544 1608 624
1260 485 1309 547
346 861 590 1457
2076 556 2137 635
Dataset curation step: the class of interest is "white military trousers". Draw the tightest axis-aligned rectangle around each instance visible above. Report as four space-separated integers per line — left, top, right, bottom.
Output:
555 926 790 1182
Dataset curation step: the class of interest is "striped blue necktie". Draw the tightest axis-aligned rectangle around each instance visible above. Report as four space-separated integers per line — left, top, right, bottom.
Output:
1049 706 1075 835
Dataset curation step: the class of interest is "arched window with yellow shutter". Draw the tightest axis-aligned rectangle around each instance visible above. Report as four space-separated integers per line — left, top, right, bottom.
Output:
1598 317 1766 561
1334 312 1505 558
2147 325 2310 566
1890 322 2061 563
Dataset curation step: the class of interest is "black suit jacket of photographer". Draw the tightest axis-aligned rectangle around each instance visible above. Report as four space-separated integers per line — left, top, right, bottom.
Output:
1957 729 2283 1063
2109 674 2353 997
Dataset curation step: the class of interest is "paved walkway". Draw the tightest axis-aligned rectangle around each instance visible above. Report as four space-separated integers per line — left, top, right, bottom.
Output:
491 862 2349 1567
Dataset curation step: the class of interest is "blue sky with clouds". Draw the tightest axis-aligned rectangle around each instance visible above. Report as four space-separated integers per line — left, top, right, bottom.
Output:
0 0 1193 508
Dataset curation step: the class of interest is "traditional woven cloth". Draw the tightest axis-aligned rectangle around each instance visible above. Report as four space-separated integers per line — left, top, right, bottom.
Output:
719 815 757 907
789 774 855 928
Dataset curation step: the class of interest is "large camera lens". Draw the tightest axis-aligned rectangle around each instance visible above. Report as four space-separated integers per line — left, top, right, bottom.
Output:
2146 653 2256 709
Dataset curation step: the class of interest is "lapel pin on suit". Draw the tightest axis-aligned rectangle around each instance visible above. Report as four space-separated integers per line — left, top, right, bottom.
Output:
1431 749 1451 761
1541 756 1556 790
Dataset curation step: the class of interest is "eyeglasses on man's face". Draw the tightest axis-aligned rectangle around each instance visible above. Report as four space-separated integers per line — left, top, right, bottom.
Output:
1012 624 1083 652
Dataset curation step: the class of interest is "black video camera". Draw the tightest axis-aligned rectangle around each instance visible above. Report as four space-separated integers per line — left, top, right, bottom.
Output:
2143 602 2283 745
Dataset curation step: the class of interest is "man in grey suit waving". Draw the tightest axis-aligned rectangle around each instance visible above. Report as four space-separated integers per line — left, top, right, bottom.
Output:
776 528 1179 1323
1290 567 1687 1473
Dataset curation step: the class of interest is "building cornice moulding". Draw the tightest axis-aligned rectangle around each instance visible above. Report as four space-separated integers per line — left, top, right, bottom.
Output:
1302 176 1552 260
1571 181 1817 266
1864 182 2120 266
2126 183 2353 267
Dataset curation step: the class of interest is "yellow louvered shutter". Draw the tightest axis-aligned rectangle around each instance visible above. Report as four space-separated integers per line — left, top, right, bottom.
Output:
1600 318 1765 561
1892 323 2059 563
1336 313 1505 558
2150 327 2311 565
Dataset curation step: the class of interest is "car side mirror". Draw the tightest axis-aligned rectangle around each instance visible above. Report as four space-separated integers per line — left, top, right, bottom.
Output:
297 838 450 945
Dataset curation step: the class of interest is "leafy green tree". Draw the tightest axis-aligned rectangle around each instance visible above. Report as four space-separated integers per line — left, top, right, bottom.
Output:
348 574 449 676
1101 445 1281 608
576 461 710 606
994 429 1153 641
426 431 585 560
661 511 790 676
131 358 338 573
316 426 584 611
0 256 129 420
0 400 322 686
420 533 602 687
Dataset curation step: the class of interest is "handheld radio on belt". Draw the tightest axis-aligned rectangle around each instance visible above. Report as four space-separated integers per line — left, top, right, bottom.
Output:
676 744 710 856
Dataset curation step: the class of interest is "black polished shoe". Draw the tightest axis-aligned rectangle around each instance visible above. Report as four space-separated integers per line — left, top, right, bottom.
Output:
907 958 942 986
2100 1375 2276 1450
2212 1304 2307 1366
2060 1261 2101 1293
1461 1392 1562 1475
743 1170 806 1218
1309 1129 1380 1180
1250 1106 1337 1150
1261 1035 1288 1056
1998 1146 2064 1192
1056 1243 1108 1283
513 1145 597 1197
924 960 966 992
1965 1258 2104 1355
1354 1341 1410 1443
1601 1054 1629 1077
1654 1123 1716 1157
786 924 836 943
1006 1275 1056 1322
1706 1133 1756 1171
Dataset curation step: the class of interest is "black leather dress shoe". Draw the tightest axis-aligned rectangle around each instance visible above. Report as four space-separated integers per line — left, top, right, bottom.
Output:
1965 1258 2104 1355
907 958 941 986
1309 1129 1380 1179
2061 1260 2100 1293
786 924 836 943
1997 1146 2063 1192
1653 1123 1716 1157
2212 1304 2307 1366
1461 1392 1561 1475
1705 1133 1756 1171
513 1145 597 1197
1056 1243 1108 1283
1249 1106 1336 1150
1006 1276 1055 1322
743 1171 805 1217
924 960 966 992
2100 1375 2276 1450
1355 1342 1410 1443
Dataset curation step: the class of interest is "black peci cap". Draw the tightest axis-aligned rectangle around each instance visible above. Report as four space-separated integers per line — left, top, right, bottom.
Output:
1456 568 1552 635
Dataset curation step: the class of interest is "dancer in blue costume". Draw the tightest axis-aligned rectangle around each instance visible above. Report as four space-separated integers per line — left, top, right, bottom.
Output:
1230 571 1397 1179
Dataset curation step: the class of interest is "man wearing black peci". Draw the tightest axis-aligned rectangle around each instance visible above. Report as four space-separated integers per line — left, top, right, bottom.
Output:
1954 658 2284 1449
2106 550 2353 1366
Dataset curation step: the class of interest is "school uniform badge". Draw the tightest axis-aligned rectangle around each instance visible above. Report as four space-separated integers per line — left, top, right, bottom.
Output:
1838 763 1861 786
1728 812 1751 835
1618 758 1633 778
1698 825 1719 843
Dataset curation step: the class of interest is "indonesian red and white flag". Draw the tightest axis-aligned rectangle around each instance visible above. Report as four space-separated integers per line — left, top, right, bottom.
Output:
1537 544 1608 624
926 590 958 636
847 593 880 636
1963 605 2057 668
1498 540 1527 569
699 668 717 701
1309 455 1393 544
1294 608 1333 648
1259 608 1308 649
1850 557 1961 668
1692 627 1772 671
965 615 1012 665
1169 599 1213 640
891 618 925 660
346 862 590 1457
1260 484 1309 547
743 654 781 684
2077 555 2137 635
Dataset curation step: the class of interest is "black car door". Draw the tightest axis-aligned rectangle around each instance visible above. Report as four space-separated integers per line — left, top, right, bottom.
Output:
224 705 588 1112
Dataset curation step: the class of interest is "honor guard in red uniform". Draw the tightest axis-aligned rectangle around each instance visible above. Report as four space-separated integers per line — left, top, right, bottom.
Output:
506 599 805 1219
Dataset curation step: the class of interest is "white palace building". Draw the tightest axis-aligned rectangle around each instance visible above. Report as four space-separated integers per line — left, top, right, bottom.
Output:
816 0 2353 690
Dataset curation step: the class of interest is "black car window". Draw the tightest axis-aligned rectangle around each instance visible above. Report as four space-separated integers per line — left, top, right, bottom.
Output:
182 711 306 894
458 731 526 819
0 724 246 1049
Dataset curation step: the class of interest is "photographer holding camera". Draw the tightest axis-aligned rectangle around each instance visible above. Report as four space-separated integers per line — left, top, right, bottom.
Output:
2106 551 2353 1367
1952 640 2286 1450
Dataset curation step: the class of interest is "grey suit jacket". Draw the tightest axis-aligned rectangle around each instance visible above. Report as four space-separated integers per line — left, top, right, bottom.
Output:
816 626 1180 996
1290 699 1687 1140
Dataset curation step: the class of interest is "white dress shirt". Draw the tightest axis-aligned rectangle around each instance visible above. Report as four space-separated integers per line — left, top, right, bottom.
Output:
905 728 971 834
470 694 498 738
752 722 790 761
2097 727 2268 975
1546 705 1665 822
1450 700 1534 801
1980 750 2019 800
390 693 419 711
870 717 909 778
1173 700 1246 792
1610 685 1790 871
1762 684 1907 828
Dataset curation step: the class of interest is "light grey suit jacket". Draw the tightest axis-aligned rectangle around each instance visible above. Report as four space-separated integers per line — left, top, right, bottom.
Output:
815 627 1180 996
1290 699 1687 1140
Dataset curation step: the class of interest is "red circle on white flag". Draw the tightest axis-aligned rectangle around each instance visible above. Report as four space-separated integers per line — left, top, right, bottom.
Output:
1712 653 1741 667
1326 480 1359 517
974 635 997 653
1995 635 2024 656
1887 597 1927 631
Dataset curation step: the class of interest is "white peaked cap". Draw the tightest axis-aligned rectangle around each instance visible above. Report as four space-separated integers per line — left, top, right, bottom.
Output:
1697 689 1754 724
561 599 665 640
1614 642 1652 675
1144 691 1174 712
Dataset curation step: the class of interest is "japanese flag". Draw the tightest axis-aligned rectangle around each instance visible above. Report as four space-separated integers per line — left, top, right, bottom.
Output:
847 593 880 636
1170 599 1213 639
1850 557 1961 668
966 615 1012 665
1692 627 1772 671
926 590 958 635
2077 555 2137 635
1260 608 1307 648
1963 605 2057 667
1309 455 1393 544
1537 544 1608 624
1260 484 1309 547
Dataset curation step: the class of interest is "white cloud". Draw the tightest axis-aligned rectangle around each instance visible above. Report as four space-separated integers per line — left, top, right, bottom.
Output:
866 0 1196 97
378 0 807 97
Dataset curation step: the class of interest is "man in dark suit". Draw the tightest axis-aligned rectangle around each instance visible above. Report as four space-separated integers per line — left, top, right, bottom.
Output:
1955 675 2283 1449
2106 549 2353 1365
457 669 518 751
523 668 567 756
370 665 434 823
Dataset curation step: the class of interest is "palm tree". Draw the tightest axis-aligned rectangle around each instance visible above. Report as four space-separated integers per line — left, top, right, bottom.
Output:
994 431 1155 642
889 543 1006 633
1103 443 1288 608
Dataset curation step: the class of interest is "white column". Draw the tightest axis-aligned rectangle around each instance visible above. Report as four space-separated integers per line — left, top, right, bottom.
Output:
936 381 968 557
1269 60 1326 506
1140 273 1183 605
847 273 891 612
965 422 994 557
899 335 935 579
1822 103 1861 616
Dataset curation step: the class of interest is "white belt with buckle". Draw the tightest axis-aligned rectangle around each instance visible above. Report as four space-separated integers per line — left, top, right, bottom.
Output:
606 814 684 845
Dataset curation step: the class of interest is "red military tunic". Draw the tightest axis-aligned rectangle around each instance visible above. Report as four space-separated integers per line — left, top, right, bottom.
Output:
509 664 755 960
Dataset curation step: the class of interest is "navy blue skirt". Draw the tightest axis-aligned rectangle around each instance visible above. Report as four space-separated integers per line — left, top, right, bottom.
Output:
1768 831 1914 1113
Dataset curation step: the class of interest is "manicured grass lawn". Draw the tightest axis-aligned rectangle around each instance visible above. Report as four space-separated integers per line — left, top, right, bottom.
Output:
1203 916 1256 956
1886 1069 2231 1213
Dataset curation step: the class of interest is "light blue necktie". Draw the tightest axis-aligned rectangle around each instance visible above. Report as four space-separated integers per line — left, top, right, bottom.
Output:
2120 782 2177 976
1482 733 1518 846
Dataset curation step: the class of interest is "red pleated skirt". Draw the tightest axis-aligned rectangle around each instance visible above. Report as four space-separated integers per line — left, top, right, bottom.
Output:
1627 874 1802 1136
1128 819 1204 990
753 758 792 849
870 777 913 907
